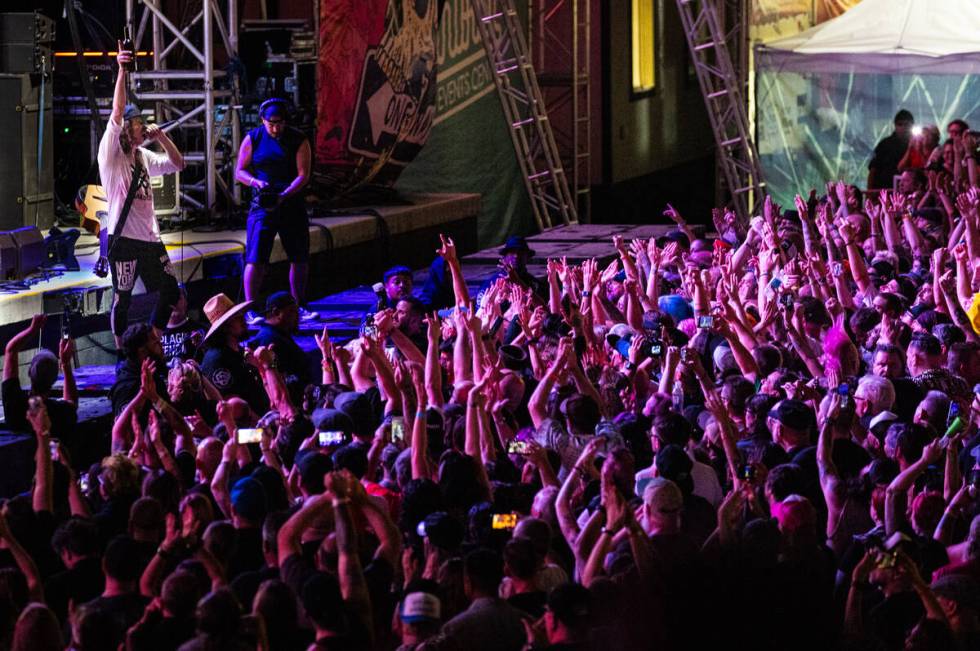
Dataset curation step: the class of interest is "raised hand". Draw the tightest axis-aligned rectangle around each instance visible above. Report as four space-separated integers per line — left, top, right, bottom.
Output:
314 325 335 360
140 358 159 402
436 234 458 264
26 396 51 436
424 312 442 345
59 337 76 368
663 203 684 225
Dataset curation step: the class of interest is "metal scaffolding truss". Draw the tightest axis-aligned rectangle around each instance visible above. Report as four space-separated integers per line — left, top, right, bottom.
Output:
471 0 578 231
528 0 592 222
675 0 764 223
125 0 242 214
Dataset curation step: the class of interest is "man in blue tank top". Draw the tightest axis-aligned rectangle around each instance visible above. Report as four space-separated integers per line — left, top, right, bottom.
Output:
235 98 317 324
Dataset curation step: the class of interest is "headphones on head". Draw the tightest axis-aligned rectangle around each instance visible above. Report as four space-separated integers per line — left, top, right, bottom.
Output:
259 97 290 120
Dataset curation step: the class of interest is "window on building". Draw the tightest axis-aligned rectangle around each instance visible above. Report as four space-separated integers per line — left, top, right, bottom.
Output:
631 0 656 94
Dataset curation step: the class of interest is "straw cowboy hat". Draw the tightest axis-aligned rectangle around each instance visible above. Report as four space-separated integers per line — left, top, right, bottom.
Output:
203 293 252 342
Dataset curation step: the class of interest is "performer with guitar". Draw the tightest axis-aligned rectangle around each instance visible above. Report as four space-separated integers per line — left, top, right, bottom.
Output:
98 41 185 350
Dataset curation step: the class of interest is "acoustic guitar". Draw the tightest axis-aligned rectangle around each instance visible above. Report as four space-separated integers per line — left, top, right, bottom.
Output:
74 184 107 235
74 185 110 277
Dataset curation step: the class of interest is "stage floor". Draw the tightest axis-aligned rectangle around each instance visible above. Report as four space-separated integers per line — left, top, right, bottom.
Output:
0 192 481 328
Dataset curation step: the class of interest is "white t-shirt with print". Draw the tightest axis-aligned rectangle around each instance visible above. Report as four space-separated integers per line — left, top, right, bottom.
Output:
97 116 179 243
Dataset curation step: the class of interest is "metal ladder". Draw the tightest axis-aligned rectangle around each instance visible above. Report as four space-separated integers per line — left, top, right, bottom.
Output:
675 0 764 223
471 0 578 230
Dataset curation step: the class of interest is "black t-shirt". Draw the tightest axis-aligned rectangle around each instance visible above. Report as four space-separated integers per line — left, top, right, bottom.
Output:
227 526 265 580
109 357 167 419
507 591 547 618
248 323 313 389
160 318 205 363
83 592 150 641
200 345 270 415
1 379 77 437
869 132 910 189
45 556 105 623
281 552 392 647
231 564 279 611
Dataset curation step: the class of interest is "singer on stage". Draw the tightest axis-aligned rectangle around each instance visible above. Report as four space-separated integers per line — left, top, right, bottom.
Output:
235 98 317 324
98 43 185 350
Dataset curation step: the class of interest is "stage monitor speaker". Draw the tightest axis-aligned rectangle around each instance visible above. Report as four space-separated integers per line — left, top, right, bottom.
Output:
0 73 54 231
7 225 44 279
0 231 15 279
151 172 180 217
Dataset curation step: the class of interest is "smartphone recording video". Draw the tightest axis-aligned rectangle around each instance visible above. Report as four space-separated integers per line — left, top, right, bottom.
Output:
491 513 519 530
237 428 264 445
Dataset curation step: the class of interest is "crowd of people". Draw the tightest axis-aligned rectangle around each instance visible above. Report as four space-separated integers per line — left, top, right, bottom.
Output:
1 108 980 650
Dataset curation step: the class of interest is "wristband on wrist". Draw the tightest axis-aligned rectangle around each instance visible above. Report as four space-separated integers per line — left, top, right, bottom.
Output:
415 410 427 419
154 398 168 413
581 290 591 298
332 498 351 508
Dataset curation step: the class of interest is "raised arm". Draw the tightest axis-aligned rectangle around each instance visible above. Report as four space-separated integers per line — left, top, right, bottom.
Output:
350 478 401 569
437 235 470 307
0 512 43 603
528 351 567 429
325 471 373 641
423 314 444 408
58 338 78 406
27 398 53 514
885 440 943 535
110 42 131 125
3 315 46 383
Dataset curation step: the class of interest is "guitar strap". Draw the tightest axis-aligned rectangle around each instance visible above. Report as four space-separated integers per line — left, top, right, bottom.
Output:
104 152 144 260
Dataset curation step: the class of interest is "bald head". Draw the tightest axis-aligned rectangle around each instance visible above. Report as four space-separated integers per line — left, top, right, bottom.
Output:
196 437 224 482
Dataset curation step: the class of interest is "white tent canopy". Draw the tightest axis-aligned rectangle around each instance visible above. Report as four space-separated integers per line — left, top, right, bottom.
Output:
757 0 980 74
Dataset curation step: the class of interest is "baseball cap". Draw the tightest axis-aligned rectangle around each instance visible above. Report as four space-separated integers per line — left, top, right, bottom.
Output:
767 399 816 433
655 445 694 496
642 477 683 514
122 103 142 121
383 266 413 283
230 477 268 522
400 591 442 623
311 408 354 434
655 230 690 248
334 391 376 438
263 291 296 315
658 295 693 324
417 511 465 551
869 410 899 434
605 323 632 346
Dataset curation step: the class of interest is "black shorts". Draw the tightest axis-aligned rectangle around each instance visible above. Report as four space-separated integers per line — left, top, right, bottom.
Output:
245 198 310 264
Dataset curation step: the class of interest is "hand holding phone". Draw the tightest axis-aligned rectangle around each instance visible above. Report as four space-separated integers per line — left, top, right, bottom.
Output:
491 513 518 530
391 417 405 444
237 428 264 445
318 431 346 447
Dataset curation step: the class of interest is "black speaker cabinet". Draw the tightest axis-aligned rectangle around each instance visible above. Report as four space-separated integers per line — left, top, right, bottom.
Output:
8 225 44 279
0 231 15 279
0 73 54 231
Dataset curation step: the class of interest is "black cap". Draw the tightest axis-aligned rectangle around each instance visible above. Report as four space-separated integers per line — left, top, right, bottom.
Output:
767 399 816 433
655 444 694 495
263 291 296 315
500 236 535 257
419 511 465 551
